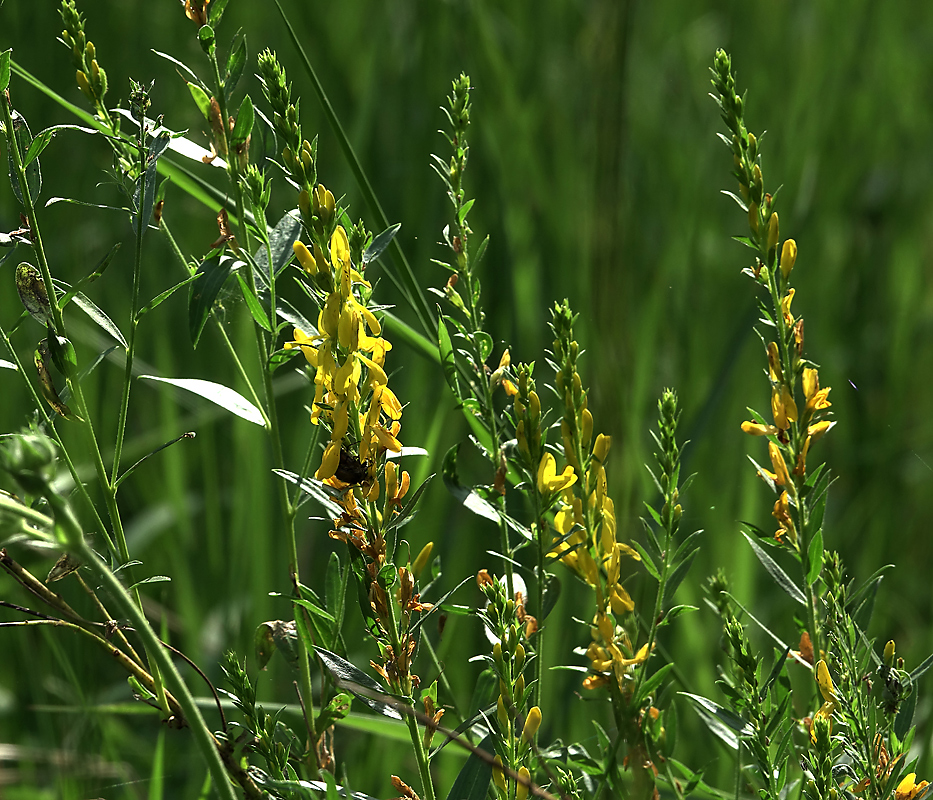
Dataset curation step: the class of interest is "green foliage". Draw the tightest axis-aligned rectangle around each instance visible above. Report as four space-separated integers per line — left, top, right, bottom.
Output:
1 2 932 799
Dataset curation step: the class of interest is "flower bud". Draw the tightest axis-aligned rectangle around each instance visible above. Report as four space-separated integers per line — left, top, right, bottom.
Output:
781 239 797 280
884 640 896 668
767 212 779 252
412 542 433 577
516 767 531 800
521 706 542 743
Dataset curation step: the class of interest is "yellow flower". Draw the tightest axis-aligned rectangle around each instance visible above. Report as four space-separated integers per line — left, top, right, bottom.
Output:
781 289 795 326
768 442 794 494
537 452 577 495
896 774 930 800
816 659 837 703
771 385 798 429
741 420 779 436
772 491 796 545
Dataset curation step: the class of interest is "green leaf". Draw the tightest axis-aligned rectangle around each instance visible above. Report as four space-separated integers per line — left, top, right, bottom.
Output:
631 541 660 581
253 210 301 288
234 271 272 331
187 81 212 120
806 527 823 586
0 359 17 371
7 110 41 205
383 474 434 533
635 663 675 707
325 551 347 648
208 0 230 27
231 94 254 146
445 734 493 800
47 332 78 379
198 24 215 55
362 223 400 265
136 129 172 239
136 272 202 319
139 375 265 427
188 254 238 347
660 605 698 625
70 291 127 348
0 49 11 92
312 646 402 720
909 651 933 684
895 681 917 740
437 313 461 399
224 33 247 101
741 530 806 606
441 444 498 523
127 575 171 590
680 692 752 750
541 573 561 621
474 330 493 363
457 198 475 227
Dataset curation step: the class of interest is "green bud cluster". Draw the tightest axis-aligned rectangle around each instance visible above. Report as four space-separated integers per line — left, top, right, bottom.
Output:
512 363 543 469
59 0 108 108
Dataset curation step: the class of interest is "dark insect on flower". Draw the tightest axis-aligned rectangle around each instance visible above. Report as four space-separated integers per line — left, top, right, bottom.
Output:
334 447 370 485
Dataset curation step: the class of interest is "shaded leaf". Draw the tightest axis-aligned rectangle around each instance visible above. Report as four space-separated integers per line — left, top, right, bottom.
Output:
362 223 400 265
312 646 401 720
741 530 806 606
188 254 239 347
442 443 498 523
681 692 752 750
446 733 493 800
139 375 265 426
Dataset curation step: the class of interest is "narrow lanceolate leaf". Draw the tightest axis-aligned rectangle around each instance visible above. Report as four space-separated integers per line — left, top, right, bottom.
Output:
0 359 17 371
188 254 239 347
234 271 272 331
741 530 806 606
139 375 266 427
438 313 460 399
70 291 128 348
442 444 498 523
362 223 400 265
230 94 254 147
253 210 301 287
0 49 11 92
445 733 493 800
8 110 41 205
312 646 402 720
680 692 753 750
136 272 202 319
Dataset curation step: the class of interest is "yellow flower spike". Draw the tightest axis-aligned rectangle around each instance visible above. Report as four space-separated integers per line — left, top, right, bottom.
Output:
748 201 759 234
330 225 351 268
366 478 380 502
502 379 518 397
781 239 797 280
767 342 782 383
356 303 381 337
597 613 615 644
312 242 330 275
772 491 797 545
768 442 794 494
521 706 542 743
537 452 577 495
781 386 798 421
767 212 779 252
781 289 795 326
293 240 317 275
316 441 341 480
816 659 837 703
741 420 779 436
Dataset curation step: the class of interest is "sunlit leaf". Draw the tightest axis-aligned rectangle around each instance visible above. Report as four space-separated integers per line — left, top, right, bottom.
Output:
139 375 265 426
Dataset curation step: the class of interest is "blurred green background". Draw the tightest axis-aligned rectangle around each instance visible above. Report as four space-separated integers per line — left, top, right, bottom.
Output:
2 0 933 797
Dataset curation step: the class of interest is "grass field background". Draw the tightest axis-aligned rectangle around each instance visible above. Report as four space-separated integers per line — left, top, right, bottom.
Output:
2 1 933 797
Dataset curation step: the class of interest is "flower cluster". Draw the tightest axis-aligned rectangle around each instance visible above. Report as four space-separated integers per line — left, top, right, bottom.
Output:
288 222 403 499
543 300 644 690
